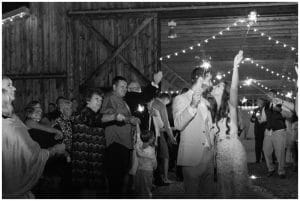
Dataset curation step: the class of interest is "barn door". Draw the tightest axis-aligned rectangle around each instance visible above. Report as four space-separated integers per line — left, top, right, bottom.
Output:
68 13 159 95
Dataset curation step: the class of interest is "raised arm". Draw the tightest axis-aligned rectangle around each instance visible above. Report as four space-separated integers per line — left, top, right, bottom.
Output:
229 50 243 107
228 51 243 128
26 119 62 135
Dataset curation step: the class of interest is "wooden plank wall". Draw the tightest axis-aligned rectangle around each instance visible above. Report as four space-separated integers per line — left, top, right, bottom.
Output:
2 2 158 115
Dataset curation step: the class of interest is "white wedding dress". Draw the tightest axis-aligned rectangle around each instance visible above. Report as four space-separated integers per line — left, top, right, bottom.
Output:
213 117 250 198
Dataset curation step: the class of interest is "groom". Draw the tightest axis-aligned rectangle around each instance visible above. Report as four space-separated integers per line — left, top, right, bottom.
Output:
172 67 216 197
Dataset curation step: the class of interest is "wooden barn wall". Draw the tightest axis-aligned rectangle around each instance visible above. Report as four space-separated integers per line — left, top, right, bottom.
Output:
2 2 159 114
70 14 158 90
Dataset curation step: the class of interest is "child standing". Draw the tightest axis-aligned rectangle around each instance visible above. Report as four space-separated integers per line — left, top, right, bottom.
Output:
134 129 157 198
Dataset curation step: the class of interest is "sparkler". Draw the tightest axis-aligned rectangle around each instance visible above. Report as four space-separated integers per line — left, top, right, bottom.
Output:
137 104 145 113
241 97 248 104
241 11 258 51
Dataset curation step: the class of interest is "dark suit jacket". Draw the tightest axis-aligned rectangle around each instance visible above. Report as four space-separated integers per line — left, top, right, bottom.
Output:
124 83 159 130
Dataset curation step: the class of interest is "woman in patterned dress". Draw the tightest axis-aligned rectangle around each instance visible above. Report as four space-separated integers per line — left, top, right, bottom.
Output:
72 90 125 196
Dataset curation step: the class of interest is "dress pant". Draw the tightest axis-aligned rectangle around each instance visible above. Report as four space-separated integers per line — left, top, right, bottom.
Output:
105 142 131 196
254 129 265 162
263 129 286 175
181 147 218 198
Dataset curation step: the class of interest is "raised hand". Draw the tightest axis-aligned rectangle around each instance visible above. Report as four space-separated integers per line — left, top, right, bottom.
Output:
234 50 244 68
153 71 163 85
190 91 202 109
129 117 141 125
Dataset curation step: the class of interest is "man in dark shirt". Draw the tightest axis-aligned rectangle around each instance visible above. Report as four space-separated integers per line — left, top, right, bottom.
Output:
261 90 293 178
124 71 162 130
250 98 267 163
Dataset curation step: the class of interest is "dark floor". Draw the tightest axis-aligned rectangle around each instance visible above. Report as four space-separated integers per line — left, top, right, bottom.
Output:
153 162 298 199
32 162 298 199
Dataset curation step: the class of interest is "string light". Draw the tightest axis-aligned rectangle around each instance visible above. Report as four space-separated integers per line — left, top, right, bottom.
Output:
159 19 246 61
2 10 29 25
252 79 296 99
251 27 297 53
243 58 297 83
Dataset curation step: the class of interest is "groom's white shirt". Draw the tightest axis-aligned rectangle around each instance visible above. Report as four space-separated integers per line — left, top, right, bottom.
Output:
173 89 213 166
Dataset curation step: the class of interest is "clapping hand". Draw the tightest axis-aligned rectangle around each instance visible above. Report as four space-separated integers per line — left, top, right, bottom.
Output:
234 50 244 68
129 117 141 125
115 113 126 121
153 71 163 85
54 130 63 140
272 97 283 105
169 136 177 145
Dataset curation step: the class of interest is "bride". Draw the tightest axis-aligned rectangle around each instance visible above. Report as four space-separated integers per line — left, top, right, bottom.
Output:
208 50 250 198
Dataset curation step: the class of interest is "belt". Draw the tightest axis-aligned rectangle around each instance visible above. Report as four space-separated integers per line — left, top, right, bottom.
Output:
266 127 286 132
265 129 285 136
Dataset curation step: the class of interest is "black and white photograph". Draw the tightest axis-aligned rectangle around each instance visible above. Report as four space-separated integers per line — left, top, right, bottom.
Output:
2 1 298 199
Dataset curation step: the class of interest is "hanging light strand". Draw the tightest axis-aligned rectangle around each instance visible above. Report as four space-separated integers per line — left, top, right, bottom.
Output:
242 58 297 83
251 27 297 53
2 12 28 25
159 19 247 61
252 79 296 99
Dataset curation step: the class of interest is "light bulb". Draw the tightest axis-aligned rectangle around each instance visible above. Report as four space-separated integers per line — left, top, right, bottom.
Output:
245 78 253 86
189 46 193 50
197 43 201 46
216 74 222 80
268 37 272 40
182 50 186 53
174 52 178 56
261 33 265 36
248 11 257 23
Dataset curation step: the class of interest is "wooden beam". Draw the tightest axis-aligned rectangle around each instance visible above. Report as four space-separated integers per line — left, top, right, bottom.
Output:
5 73 67 80
161 62 190 87
78 17 150 86
82 16 154 86
68 3 296 15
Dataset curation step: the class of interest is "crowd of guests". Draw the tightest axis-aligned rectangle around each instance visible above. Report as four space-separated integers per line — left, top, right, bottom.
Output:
2 59 298 198
250 90 298 177
2 71 179 198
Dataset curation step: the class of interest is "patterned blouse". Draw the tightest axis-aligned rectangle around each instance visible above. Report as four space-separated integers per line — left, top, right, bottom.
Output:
53 114 73 152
